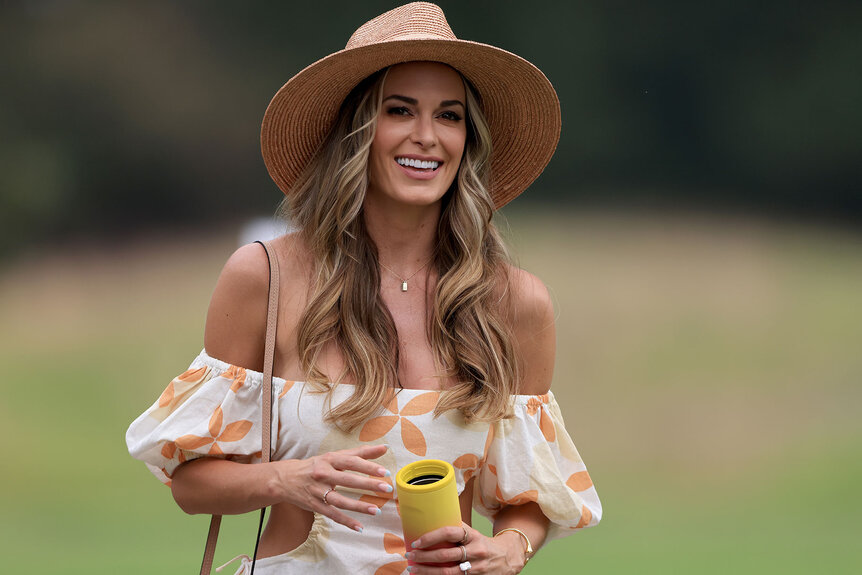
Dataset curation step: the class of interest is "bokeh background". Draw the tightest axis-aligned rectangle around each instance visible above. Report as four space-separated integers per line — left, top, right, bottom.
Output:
1 1 860 572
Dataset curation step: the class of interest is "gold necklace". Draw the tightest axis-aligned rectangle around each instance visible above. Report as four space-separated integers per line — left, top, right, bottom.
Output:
378 254 435 292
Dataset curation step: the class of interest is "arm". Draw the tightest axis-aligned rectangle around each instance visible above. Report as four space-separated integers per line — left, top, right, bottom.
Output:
489 269 556 564
170 243 390 531
408 269 556 573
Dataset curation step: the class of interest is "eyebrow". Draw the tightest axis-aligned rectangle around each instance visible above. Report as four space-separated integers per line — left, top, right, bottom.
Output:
383 94 465 108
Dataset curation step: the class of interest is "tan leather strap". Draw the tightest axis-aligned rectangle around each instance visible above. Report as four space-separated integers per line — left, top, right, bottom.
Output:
199 240 280 575
199 515 222 575
260 239 279 466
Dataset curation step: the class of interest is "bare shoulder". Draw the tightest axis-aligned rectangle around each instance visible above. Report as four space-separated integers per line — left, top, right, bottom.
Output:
504 265 556 396
203 242 272 371
507 266 554 328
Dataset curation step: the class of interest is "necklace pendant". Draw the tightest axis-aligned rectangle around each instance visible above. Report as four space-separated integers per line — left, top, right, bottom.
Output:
401 281 408 292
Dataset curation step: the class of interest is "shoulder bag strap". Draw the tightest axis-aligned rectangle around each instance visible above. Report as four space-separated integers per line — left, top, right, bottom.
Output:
199 240 280 575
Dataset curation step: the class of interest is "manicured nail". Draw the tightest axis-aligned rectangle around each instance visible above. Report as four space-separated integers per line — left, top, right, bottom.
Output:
355 525 364 533
383 444 390 450
378 483 393 493
370 506 381 515
383 469 392 478
411 540 421 548
404 552 414 561
407 567 417 573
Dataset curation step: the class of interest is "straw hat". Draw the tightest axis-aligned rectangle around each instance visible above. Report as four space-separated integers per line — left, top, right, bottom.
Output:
260 2 561 209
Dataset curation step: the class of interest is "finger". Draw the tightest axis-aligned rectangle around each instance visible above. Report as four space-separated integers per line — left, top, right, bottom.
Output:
329 450 391 477
331 469 394 494
406 564 464 575
336 443 389 461
412 525 470 549
408 543 466 565
323 489 384 517
309 453 391 488
311 496 365 533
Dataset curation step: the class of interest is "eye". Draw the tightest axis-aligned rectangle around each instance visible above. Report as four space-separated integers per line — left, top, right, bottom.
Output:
439 110 463 122
386 106 411 116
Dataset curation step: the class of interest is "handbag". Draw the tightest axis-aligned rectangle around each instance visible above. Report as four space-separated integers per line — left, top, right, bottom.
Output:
199 239 280 575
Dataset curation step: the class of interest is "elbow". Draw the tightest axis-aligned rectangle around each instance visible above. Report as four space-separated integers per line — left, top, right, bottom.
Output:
171 480 201 515
171 487 200 515
170 463 204 515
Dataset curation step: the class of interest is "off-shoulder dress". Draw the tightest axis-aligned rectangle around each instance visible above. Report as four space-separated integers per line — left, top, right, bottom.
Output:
126 350 601 574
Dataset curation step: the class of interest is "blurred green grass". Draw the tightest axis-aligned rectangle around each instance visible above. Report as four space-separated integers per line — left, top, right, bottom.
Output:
1 209 860 573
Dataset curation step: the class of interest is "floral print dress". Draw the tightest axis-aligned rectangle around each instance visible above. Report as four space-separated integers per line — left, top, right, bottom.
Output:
126 351 601 574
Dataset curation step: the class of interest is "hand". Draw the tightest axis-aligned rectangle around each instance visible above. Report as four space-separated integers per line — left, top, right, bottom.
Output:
271 444 391 532
405 523 526 574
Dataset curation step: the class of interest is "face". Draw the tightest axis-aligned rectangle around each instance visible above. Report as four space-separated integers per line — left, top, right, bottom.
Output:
366 62 468 210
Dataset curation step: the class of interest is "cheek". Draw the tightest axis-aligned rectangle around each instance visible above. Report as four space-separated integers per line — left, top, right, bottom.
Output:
452 124 467 152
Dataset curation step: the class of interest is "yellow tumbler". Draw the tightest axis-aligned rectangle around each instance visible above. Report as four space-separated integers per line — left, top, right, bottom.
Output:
396 459 462 567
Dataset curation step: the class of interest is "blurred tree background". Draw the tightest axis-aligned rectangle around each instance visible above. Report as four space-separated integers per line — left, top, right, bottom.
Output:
1 0 860 257
2 2 862 574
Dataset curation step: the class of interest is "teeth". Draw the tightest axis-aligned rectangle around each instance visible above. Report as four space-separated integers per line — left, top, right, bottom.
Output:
396 157 439 170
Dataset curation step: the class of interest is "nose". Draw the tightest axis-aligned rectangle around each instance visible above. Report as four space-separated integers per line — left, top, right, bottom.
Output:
409 114 437 148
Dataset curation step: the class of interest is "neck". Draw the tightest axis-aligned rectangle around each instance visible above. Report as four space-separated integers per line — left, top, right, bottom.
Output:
362 198 441 271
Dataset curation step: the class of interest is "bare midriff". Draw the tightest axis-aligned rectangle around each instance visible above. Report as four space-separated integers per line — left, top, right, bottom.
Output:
256 478 475 558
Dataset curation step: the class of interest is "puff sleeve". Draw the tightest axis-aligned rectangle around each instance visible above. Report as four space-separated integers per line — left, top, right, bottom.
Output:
472 392 602 541
125 351 279 485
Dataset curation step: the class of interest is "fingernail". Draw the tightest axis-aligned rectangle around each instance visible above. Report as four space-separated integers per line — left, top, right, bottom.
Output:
370 506 381 516
355 525 364 533
378 483 393 493
407 567 417 573
411 540 420 548
404 552 414 560
383 444 390 450
383 469 392 478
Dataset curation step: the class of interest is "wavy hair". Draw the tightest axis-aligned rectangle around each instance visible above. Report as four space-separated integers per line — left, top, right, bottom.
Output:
280 66 519 432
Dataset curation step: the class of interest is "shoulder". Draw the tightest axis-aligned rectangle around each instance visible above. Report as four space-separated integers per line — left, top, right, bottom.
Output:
203 242 274 372
220 242 272 294
506 265 554 330
503 265 556 396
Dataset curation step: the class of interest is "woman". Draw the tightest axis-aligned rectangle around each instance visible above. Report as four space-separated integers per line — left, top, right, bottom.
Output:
127 3 601 574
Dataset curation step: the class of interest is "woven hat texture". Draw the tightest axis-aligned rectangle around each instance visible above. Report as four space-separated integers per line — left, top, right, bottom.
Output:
260 2 561 208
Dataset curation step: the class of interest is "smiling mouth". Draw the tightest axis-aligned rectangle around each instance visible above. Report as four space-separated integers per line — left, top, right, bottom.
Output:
396 157 440 171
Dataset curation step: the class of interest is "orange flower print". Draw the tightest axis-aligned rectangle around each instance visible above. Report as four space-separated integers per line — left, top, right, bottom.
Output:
158 442 190 478
150 366 211 421
566 471 593 493
463 422 497 489
526 394 556 442
453 453 481 484
575 504 593 529
158 367 207 407
221 364 247 393
495 483 538 506
484 462 538 506
359 391 439 456
278 380 296 399
174 406 253 456
374 532 408 575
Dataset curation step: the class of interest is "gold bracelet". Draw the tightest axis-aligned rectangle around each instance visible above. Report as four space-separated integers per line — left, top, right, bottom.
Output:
493 527 534 563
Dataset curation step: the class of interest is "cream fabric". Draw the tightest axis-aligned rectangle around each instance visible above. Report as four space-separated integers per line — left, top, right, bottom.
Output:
126 351 601 573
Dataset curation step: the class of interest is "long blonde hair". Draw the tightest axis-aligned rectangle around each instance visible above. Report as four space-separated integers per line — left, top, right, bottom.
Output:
281 66 519 431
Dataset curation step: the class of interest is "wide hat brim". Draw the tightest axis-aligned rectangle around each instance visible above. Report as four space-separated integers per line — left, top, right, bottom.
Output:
261 37 561 209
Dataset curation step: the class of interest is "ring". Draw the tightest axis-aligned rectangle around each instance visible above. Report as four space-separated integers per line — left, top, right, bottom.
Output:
460 544 468 562
459 526 470 544
459 561 472 572
322 487 335 505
